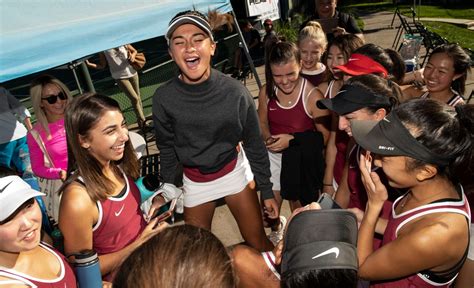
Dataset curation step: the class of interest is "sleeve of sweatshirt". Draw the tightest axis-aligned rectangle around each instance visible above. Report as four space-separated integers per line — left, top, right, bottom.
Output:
239 90 274 200
5 88 31 121
152 88 179 185
26 131 62 179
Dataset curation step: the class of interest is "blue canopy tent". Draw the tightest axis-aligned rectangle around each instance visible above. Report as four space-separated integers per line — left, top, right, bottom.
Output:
1 0 259 84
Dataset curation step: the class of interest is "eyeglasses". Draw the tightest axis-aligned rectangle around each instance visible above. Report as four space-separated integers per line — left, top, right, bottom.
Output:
41 91 67 104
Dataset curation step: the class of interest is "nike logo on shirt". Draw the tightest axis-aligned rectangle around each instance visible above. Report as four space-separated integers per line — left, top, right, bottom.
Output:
312 247 340 260
115 204 125 217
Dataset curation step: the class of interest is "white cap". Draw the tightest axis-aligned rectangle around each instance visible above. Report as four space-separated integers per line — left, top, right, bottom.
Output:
0 176 45 222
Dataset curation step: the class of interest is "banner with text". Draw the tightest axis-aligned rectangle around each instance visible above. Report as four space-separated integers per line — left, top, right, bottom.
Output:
246 0 280 20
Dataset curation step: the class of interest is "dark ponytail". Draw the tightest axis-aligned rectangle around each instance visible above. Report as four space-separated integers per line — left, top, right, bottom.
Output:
345 74 400 113
397 100 474 183
354 44 406 84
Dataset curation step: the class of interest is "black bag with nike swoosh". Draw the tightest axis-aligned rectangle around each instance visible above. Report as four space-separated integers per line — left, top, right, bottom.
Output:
281 209 358 285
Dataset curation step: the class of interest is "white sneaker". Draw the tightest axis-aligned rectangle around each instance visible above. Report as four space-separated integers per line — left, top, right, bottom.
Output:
267 216 287 246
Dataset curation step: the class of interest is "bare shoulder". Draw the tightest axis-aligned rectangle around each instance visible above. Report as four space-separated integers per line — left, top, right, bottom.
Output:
399 212 469 264
317 81 329 94
400 84 425 102
304 80 324 101
61 182 96 216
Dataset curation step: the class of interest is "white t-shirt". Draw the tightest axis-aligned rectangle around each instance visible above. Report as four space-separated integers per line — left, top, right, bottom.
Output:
103 45 137 80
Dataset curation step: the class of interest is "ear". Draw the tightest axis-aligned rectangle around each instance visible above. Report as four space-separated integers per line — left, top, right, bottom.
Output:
415 164 438 182
168 47 175 61
79 135 90 149
210 41 216 57
374 108 387 121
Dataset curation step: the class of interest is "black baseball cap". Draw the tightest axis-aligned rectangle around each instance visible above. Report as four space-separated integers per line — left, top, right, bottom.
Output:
351 112 452 166
317 84 392 115
281 209 358 277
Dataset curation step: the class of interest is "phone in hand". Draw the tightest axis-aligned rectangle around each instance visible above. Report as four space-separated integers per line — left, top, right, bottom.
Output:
365 151 372 174
265 137 279 146
317 193 341 210
151 198 178 224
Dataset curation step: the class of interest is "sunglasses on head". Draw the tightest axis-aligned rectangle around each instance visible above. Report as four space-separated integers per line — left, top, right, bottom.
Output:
42 91 67 104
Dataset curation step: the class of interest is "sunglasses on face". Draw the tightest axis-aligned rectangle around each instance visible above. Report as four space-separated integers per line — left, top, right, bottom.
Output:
42 91 67 104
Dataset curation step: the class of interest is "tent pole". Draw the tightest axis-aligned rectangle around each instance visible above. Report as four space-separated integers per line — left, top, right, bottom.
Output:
69 63 83 95
230 9 262 90
81 61 95 93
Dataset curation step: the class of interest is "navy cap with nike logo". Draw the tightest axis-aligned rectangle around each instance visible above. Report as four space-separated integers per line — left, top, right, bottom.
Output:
281 209 358 277
317 84 392 116
0 176 45 222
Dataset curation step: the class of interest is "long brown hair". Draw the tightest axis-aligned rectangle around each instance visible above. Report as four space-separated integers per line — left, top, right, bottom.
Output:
63 93 139 201
114 225 236 288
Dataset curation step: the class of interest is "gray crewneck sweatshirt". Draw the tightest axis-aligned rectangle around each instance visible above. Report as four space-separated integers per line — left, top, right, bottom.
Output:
152 69 273 200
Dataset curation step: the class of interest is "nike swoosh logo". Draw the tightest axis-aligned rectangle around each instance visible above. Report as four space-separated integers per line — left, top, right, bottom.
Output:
348 58 359 61
115 204 125 217
334 90 346 97
312 247 339 260
0 181 13 193
269 108 277 111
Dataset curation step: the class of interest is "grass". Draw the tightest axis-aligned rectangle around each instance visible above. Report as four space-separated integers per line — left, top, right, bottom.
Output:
410 6 474 19
398 5 474 51
422 21 474 51
344 2 474 51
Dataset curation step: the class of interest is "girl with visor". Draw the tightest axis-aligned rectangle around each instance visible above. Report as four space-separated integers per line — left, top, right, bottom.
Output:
152 10 277 251
352 99 472 287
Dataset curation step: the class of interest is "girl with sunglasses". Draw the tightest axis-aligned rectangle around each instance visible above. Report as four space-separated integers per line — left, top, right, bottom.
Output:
26 75 73 221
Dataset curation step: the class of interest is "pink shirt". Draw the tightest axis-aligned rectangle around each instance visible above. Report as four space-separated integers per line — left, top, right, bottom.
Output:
27 119 68 179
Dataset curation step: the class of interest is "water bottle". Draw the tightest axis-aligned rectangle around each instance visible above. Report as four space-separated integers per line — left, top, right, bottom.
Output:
135 173 161 203
51 225 64 255
74 250 102 288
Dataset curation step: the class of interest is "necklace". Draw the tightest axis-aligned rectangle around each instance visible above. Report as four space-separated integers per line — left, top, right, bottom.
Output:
400 193 411 209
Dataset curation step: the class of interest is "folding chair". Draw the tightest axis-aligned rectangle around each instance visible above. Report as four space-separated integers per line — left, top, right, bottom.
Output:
392 10 421 50
140 153 160 177
415 22 448 66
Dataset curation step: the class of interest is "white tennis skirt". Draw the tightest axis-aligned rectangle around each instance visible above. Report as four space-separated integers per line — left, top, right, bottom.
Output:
182 147 254 208
268 151 282 191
